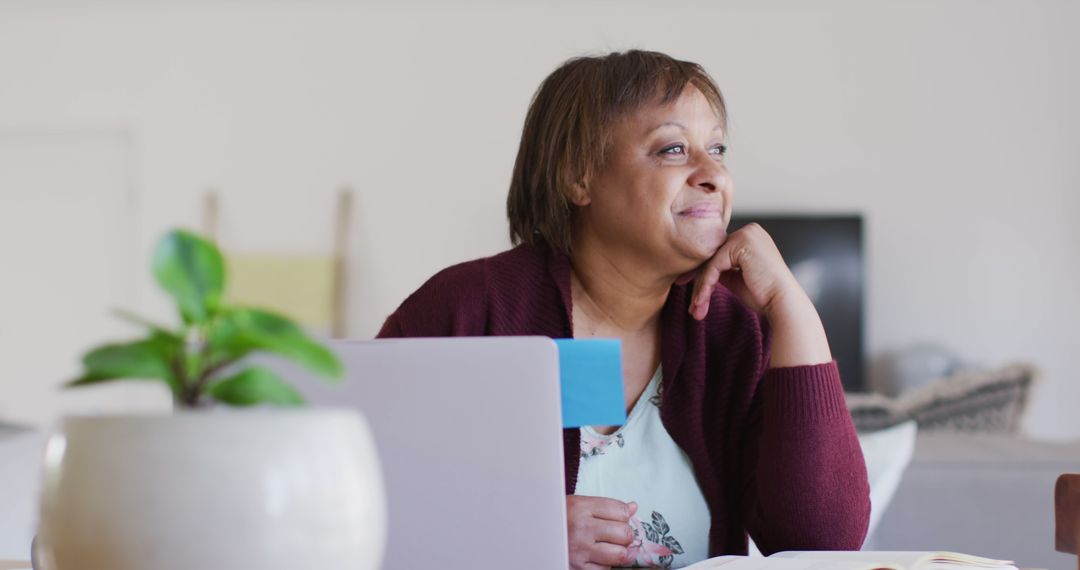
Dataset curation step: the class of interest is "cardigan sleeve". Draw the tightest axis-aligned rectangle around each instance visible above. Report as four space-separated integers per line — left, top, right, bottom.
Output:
738 315 870 555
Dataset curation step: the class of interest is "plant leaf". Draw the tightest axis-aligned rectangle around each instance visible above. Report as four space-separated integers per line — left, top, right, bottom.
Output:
643 522 659 544
209 366 304 407
662 535 684 555
68 335 182 395
151 229 225 324
209 307 342 380
652 511 669 535
111 308 183 340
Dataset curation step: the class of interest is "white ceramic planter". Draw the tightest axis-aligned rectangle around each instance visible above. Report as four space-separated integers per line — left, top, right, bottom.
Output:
35 410 386 570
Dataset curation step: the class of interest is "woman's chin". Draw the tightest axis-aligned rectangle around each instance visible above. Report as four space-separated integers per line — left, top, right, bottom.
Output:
676 235 726 262
674 225 727 254
666 245 717 284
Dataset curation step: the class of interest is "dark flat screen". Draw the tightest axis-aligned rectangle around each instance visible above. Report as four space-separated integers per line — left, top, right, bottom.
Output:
728 215 864 392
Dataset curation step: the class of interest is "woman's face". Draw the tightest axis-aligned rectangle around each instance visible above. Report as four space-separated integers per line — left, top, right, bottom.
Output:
573 85 733 276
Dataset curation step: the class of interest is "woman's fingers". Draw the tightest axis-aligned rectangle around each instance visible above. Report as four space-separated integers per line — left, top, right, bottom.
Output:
587 497 635 522
567 496 638 570
688 222 797 319
591 518 634 546
690 248 736 321
717 269 751 306
690 269 715 321
589 541 632 567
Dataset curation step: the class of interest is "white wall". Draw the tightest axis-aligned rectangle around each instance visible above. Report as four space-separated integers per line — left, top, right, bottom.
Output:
0 0 1077 437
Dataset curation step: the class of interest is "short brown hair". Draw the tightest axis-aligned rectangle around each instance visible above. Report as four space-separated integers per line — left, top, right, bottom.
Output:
506 49 727 254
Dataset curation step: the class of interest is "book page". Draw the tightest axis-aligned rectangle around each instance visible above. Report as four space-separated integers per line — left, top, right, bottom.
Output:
772 551 929 567
771 551 1016 570
684 555 901 570
922 552 1017 569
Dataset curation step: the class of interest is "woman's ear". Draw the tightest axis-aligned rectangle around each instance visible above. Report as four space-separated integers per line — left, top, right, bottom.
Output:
568 181 592 207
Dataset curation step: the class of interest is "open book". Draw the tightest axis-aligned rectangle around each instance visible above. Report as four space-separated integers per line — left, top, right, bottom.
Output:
684 551 1018 570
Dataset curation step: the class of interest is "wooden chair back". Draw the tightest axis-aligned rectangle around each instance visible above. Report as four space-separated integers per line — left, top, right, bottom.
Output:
1056 473 1080 570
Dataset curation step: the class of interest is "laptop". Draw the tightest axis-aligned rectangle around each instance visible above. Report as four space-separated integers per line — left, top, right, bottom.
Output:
290 336 570 569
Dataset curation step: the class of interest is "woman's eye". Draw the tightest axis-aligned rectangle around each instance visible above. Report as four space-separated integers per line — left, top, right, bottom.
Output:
659 144 727 157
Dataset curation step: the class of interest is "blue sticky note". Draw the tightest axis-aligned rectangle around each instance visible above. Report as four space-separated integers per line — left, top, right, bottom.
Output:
554 339 626 429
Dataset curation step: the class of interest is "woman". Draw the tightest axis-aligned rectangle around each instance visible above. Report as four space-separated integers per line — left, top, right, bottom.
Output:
378 50 869 569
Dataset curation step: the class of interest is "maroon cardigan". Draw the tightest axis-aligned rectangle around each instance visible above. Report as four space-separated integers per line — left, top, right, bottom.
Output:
377 243 870 556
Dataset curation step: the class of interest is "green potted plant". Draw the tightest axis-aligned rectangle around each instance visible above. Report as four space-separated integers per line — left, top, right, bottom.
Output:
68 229 342 407
34 230 386 570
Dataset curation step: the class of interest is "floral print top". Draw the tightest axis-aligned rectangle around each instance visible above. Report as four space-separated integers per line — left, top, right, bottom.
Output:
575 365 710 568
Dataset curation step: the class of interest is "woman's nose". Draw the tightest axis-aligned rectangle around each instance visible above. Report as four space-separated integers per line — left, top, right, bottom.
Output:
688 153 726 193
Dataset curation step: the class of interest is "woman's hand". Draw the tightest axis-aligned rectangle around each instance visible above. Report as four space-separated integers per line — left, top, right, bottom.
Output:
686 222 833 368
567 495 637 570
687 222 799 320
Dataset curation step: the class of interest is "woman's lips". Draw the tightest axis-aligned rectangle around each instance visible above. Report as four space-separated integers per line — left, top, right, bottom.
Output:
678 203 724 218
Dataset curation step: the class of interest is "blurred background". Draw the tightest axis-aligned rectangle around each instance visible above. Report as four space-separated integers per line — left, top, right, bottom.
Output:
1 0 1077 440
